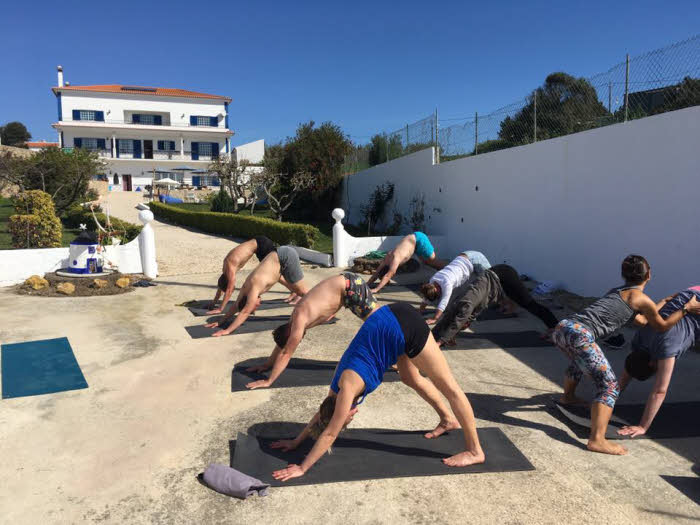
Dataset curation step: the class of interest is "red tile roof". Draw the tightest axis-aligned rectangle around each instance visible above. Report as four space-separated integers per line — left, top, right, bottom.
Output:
52 84 231 102
26 141 59 148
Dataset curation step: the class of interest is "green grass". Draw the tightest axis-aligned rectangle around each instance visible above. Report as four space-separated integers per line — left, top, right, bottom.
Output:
169 202 334 254
0 197 82 250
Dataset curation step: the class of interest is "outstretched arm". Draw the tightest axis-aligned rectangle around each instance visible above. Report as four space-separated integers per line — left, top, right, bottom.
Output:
246 323 305 389
370 257 399 294
618 358 675 437
208 270 237 314
634 295 700 331
212 292 258 336
208 288 223 310
269 404 324 452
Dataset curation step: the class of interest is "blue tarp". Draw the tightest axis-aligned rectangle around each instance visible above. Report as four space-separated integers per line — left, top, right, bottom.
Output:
159 195 184 204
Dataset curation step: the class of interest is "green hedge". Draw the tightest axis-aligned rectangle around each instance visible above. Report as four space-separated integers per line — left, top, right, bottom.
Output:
63 205 142 243
149 201 319 248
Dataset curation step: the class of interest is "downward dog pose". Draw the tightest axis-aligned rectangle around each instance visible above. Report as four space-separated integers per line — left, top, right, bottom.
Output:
617 288 700 438
552 255 700 455
206 236 277 314
245 273 379 389
419 252 475 325
205 248 310 337
367 232 441 294
491 264 559 331
269 302 484 482
431 268 505 346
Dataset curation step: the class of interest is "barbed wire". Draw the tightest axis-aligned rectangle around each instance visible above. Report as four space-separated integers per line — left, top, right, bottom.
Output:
344 34 699 171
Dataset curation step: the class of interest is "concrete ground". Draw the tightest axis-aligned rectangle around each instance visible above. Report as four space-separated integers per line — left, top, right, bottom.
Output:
0 201 698 524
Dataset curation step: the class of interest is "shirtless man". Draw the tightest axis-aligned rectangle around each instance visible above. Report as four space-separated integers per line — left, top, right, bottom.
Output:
205 247 309 337
367 232 441 294
245 273 379 389
206 236 277 314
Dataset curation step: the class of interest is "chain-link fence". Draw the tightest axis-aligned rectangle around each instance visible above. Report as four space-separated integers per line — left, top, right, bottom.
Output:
344 34 700 172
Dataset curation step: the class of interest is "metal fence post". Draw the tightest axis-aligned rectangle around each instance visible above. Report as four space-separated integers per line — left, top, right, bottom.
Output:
624 53 630 122
608 81 612 113
385 133 389 162
435 108 440 164
406 124 409 149
533 91 537 142
474 112 478 154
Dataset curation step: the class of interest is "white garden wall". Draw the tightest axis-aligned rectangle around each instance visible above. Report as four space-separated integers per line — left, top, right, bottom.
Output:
340 106 700 298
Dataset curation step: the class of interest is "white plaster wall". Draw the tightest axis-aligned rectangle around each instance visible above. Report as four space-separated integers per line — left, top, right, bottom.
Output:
340 107 700 298
234 139 265 164
58 91 228 127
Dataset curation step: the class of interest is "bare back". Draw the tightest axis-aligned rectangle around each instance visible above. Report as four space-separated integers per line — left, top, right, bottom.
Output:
224 239 257 272
292 275 345 330
248 252 283 295
391 234 417 266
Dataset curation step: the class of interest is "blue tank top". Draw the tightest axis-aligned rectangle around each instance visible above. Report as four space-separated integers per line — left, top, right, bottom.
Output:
330 305 405 403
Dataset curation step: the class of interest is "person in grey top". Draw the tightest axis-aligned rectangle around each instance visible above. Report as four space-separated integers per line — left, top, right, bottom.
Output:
276 246 307 304
616 288 700 438
551 255 700 456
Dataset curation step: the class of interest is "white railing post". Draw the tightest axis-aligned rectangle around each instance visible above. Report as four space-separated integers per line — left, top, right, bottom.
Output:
332 208 349 268
138 208 158 278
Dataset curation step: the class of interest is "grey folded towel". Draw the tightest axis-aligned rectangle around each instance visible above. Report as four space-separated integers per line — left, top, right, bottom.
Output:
200 463 270 499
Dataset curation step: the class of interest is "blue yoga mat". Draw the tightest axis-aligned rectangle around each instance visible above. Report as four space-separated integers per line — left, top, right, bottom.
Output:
1 337 88 399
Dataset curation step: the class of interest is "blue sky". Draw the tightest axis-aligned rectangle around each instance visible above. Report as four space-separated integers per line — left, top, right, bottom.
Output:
0 0 697 147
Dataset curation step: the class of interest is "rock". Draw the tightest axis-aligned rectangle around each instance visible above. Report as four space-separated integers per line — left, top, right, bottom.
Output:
115 277 131 289
24 275 49 290
92 279 109 289
56 282 75 295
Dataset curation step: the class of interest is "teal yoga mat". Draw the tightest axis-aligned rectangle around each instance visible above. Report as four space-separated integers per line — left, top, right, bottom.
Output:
1 337 88 399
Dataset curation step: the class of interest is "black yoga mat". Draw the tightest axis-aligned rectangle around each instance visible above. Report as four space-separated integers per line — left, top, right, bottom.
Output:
661 475 700 505
188 299 292 317
185 317 338 339
231 357 401 391
552 401 700 440
422 309 517 322
455 330 552 349
232 426 534 486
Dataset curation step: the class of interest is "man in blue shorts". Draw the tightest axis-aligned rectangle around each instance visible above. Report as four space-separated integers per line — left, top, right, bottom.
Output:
617 287 700 438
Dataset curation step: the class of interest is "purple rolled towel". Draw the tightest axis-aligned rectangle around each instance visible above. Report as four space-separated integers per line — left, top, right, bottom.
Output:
201 463 270 499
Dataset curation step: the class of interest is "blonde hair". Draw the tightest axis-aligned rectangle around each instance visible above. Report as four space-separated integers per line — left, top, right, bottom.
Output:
309 395 336 439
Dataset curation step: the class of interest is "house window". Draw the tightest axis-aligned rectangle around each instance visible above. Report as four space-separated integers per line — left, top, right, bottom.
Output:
113 174 119 185
139 114 155 125
80 110 96 121
119 140 134 155
198 142 213 156
197 116 212 127
82 138 98 150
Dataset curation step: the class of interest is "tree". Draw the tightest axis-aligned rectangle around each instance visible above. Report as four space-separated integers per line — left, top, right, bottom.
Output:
253 147 314 221
499 72 610 146
368 133 403 166
0 121 32 147
208 154 250 213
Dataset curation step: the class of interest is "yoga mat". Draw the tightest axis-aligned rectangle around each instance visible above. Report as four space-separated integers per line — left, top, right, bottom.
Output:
661 475 700 505
456 330 552 349
553 401 700 440
233 426 534 486
422 309 517 322
231 358 401 391
185 317 338 339
188 299 292 317
1 337 88 399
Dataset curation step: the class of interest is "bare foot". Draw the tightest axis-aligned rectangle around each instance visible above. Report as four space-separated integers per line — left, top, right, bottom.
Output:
559 395 588 406
424 420 460 439
587 439 627 455
442 449 486 467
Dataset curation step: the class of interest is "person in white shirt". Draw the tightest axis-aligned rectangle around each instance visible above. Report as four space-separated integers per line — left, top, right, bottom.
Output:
419 253 474 324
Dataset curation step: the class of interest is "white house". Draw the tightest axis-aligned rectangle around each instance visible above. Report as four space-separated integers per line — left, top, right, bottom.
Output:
51 66 240 191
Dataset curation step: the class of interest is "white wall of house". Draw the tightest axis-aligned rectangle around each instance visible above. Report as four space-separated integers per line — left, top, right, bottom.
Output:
58 91 228 127
340 106 700 298
234 139 265 164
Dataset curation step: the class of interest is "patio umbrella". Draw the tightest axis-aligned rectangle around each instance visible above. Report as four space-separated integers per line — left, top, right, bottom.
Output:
153 177 180 186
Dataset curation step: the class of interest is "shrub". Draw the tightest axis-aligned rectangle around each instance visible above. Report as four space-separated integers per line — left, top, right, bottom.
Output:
210 189 235 213
150 201 319 248
63 204 142 243
9 190 62 248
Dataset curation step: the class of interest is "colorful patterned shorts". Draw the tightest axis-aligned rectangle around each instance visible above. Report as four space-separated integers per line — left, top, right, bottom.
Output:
342 273 378 320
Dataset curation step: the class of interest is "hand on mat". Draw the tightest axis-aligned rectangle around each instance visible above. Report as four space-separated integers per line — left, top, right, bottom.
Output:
212 329 229 337
204 321 220 329
245 379 271 389
617 425 646 438
426 318 437 325
272 463 305 481
206 308 223 315
270 439 299 452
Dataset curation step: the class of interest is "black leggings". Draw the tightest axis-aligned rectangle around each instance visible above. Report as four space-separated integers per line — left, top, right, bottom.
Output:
491 264 559 329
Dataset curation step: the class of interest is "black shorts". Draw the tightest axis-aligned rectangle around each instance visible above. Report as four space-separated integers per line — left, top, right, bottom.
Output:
388 302 430 358
254 236 276 262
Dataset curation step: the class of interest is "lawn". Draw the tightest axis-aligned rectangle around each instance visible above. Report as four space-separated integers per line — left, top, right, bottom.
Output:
170 202 334 254
0 197 82 250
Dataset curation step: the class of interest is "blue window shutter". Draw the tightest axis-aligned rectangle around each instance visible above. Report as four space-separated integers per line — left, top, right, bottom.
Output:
74 138 82 148
154 115 162 125
97 138 106 149
210 116 217 127
213 177 220 187
191 142 199 160
169 141 176 150
133 140 142 159
211 142 219 158
190 116 197 126
72 110 80 121
57 94 63 121
157 140 164 150
95 111 104 122
192 176 200 187
115 139 120 158
132 114 140 124
224 102 229 129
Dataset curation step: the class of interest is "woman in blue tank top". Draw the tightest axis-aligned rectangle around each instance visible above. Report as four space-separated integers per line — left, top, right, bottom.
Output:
552 255 700 456
268 302 485 482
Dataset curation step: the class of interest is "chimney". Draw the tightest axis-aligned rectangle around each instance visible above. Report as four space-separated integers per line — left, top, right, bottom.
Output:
57 65 64 87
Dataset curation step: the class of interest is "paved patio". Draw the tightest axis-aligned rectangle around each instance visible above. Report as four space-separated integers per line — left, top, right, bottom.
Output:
0 212 698 524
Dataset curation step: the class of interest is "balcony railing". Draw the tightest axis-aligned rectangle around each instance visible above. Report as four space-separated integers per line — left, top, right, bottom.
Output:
59 117 226 129
79 148 218 161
